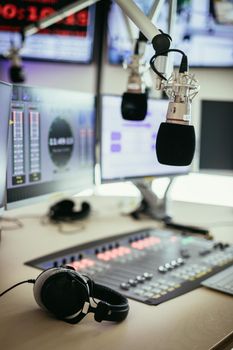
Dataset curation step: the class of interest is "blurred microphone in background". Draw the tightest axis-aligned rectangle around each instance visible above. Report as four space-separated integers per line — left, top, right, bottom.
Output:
121 34 148 121
4 34 25 84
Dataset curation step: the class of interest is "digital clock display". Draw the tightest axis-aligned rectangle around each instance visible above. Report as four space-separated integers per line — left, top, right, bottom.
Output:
0 0 96 63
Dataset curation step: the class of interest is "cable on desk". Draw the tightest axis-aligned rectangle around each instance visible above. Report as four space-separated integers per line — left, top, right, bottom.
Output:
0 216 24 231
0 214 86 234
0 279 35 297
0 214 43 231
41 215 86 234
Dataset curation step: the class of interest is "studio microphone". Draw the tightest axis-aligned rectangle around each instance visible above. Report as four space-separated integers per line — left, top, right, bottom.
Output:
121 53 148 121
156 69 199 166
4 36 25 83
9 51 25 83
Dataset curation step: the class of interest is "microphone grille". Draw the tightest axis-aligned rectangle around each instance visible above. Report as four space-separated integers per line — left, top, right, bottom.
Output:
156 123 196 166
121 92 147 121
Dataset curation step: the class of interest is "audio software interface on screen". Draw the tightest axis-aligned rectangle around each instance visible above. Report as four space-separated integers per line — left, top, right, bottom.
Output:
7 85 96 207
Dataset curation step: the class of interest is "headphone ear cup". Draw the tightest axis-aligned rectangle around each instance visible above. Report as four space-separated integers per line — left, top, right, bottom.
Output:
33 268 129 324
72 202 91 220
34 268 57 310
34 268 90 319
49 200 74 221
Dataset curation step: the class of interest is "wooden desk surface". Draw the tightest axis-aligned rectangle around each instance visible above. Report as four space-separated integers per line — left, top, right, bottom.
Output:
0 196 233 350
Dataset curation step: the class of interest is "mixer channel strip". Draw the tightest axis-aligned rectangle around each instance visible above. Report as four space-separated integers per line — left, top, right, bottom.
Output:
25 228 233 305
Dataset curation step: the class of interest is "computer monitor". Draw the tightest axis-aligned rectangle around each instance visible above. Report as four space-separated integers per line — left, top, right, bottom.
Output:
100 94 189 182
199 100 233 173
0 81 12 213
107 0 233 68
7 84 96 208
0 2 96 63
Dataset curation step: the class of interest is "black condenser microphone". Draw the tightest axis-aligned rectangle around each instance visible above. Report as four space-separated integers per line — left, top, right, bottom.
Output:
121 53 148 121
121 92 147 121
156 69 199 166
156 122 195 166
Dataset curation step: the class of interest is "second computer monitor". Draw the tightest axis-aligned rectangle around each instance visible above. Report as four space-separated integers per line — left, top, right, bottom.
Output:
100 95 189 181
7 85 95 207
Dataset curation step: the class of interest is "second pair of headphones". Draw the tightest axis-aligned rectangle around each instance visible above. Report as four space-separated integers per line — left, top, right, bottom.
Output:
48 199 91 222
34 266 129 324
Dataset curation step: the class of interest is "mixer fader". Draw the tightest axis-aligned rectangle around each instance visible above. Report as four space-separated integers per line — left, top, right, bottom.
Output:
25 228 233 305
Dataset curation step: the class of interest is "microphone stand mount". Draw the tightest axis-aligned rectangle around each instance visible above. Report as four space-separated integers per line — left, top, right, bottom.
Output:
131 178 173 221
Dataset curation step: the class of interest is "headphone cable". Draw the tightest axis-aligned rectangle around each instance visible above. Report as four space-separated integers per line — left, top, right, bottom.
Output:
0 279 35 297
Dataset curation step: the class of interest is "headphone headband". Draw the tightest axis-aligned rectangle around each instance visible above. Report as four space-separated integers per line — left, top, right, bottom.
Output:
89 281 129 323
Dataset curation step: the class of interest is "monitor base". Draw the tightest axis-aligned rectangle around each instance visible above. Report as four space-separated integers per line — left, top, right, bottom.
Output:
131 178 173 221
131 179 211 237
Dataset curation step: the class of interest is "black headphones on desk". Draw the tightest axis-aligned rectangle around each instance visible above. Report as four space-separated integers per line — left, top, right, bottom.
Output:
48 199 91 222
33 266 129 324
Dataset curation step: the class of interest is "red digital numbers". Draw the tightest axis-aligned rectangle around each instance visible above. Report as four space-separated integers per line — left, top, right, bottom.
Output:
27 6 54 22
0 4 17 20
76 10 89 26
27 6 39 22
0 3 54 22
0 2 89 27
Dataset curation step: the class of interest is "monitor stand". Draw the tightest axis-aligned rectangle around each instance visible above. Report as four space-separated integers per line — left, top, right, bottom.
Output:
132 179 210 237
131 178 173 221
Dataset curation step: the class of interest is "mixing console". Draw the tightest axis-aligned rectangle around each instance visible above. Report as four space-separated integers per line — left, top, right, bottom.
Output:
25 228 233 305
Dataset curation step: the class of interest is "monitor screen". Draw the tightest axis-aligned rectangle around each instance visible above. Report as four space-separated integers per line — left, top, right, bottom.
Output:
107 0 233 68
100 94 189 182
7 85 95 207
199 100 233 173
0 1 96 63
0 81 12 212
